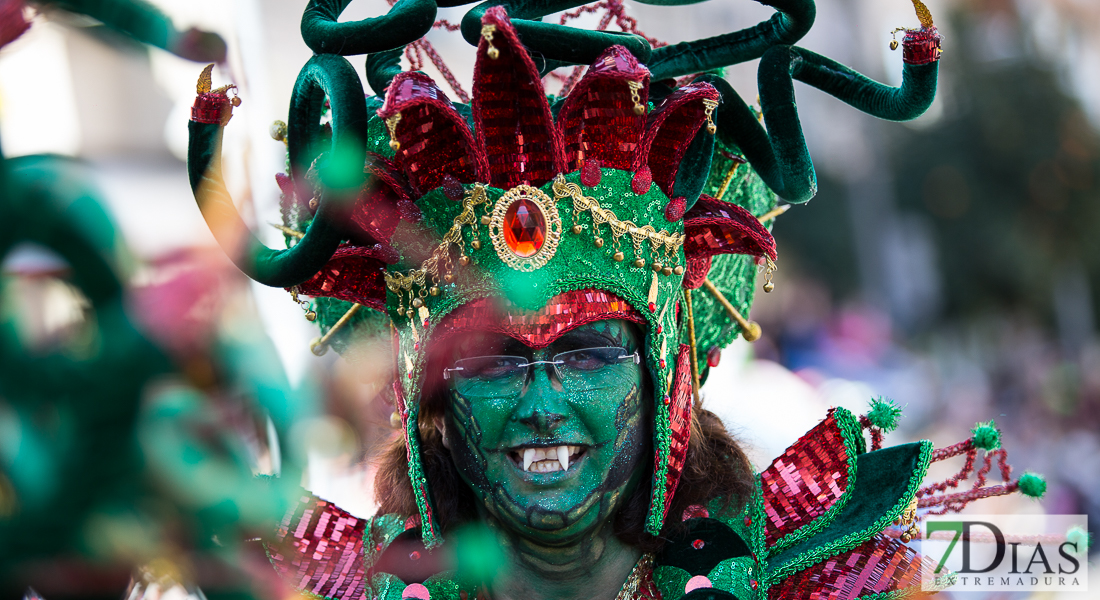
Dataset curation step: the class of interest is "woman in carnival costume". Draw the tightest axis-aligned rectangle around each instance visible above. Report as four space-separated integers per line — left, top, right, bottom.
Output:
185 0 1046 598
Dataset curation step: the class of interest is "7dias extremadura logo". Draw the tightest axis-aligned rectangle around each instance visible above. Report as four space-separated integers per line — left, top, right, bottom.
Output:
921 515 1090 592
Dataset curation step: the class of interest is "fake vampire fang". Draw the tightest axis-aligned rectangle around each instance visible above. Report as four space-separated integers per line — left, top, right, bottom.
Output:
518 446 584 472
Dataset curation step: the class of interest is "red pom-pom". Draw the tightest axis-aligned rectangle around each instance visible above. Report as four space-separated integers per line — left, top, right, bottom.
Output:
441 174 465 201
581 159 602 187
632 166 652 195
707 346 721 368
665 197 687 222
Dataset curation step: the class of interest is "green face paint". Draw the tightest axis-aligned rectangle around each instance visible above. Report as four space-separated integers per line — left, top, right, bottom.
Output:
445 319 650 546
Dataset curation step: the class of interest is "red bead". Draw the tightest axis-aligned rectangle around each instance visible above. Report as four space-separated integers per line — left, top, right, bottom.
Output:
707 346 721 368
744 516 752 527
581 159 602 187
409 551 421 560
663 395 670 405
423 319 430 328
657 325 662 334
503 198 546 257
692 539 705 550
660 359 667 369
408 372 413 379
648 302 656 312
414 343 420 351
751 580 758 590
665 196 687 222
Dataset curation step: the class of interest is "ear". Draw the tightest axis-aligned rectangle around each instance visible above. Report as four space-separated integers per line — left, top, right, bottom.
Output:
434 413 452 450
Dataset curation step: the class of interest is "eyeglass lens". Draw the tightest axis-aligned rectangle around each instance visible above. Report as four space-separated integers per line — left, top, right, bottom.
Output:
446 347 638 399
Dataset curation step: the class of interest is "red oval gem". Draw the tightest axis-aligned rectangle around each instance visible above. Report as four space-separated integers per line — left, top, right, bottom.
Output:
503 198 546 257
692 539 705 550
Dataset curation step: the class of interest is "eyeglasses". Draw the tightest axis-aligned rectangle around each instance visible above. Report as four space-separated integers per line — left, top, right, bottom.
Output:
443 347 640 399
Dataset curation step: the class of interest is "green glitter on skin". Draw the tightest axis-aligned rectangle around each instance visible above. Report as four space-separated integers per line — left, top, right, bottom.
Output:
442 319 651 598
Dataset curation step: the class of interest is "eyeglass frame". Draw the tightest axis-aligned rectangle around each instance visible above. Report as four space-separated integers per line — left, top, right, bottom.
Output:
442 346 641 383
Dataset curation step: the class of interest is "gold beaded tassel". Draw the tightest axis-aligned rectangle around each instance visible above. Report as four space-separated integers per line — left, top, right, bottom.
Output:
684 289 702 406
289 286 317 321
627 80 646 115
481 24 499 59
702 98 719 134
762 257 777 293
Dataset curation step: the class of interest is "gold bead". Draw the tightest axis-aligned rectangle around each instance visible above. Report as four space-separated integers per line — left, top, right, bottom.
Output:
406 309 415 318
890 40 899 51
444 273 455 283
305 310 317 322
651 261 663 273
572 224 584 234
673 266 684 276
470 240 481 250
390 411 402 429
310 339 328 356
662 266 673 276
309 197 319 210
231 97 242 107
763 281 775 293
481 215 491 226
633 104 645 116
613 251 625 262
707 123 717 134
430 286 440 296
488 47 500 60
900 532 911 543
412 297 424 308
389 139 400 151
594 237 604 248
459 255 471 266
742 321 762 342
269 120 287 142
634 258 646 268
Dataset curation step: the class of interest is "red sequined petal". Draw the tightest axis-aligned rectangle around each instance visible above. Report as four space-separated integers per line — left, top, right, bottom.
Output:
760 409 852 548
378 71 487 195
268 494 367 600
294 246 388 311
635 83 720 197
472 7 565 189
683 194 778 261
767 533 932 600
557 45 649 172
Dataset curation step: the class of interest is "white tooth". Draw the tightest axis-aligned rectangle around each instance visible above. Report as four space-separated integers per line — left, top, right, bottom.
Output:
536 448 547 462
524 448 535 472
557 446 570 471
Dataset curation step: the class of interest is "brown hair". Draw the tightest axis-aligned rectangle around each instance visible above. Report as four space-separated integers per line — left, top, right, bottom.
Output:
374 367 755 552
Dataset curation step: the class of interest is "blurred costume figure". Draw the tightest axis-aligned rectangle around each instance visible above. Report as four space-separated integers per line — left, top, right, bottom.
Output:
183 0 1043 599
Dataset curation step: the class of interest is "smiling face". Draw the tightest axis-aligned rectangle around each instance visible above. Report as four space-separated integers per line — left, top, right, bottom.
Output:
442 319 650 546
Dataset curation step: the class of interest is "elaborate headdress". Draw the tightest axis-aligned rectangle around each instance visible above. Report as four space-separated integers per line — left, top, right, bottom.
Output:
187 0 942 547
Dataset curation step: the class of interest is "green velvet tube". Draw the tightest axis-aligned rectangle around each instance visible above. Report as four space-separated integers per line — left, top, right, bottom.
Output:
301 0 437 56
187 121 344 288
704 45 938 203
287 54 370 181
41 0 225 62
460 0 652 65
647 0 815 81
366 47 406 96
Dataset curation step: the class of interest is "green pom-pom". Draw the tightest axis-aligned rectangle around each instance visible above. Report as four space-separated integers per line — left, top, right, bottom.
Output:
867 397 903 432
970 420 1001 451
1066 526 1091 552
1017 472 1046 498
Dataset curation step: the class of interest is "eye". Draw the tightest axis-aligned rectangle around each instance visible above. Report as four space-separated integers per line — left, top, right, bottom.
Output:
557 347 623 371
455 356 526 380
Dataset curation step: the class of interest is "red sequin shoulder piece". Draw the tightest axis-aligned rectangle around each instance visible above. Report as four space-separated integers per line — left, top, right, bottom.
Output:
268 493 369 600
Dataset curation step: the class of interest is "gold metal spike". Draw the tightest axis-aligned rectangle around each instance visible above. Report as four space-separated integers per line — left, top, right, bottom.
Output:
197 63 214 94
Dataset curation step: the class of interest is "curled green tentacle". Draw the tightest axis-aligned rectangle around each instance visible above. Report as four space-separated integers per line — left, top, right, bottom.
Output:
36 0 226 62
301 0 438 56
459 0 652 65
703 44 938 203
366 47 406 96
647 0 815 80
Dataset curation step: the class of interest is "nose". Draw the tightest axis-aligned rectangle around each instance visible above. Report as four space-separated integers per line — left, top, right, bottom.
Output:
513 365 567 433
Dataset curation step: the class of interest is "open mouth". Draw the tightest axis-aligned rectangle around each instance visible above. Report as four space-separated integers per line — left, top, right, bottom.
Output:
508 445 586 473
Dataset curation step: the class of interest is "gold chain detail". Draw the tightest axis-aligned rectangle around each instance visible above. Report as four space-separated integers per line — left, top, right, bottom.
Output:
385 113 402 151
383 184 492 299
481 24 499 59
627 80 645 116
552 175 684 274
702 98 719 134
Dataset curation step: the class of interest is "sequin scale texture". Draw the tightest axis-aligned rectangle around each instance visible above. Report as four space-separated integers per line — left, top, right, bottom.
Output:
269 495 368 600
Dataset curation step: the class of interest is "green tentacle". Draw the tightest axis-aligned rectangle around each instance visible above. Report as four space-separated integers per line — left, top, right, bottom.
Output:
301 0 438 56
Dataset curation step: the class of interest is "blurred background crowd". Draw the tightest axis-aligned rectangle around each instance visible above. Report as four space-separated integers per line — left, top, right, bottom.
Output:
0 0 1097 597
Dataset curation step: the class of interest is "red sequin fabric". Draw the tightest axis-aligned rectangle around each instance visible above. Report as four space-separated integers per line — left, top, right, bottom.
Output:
662 343 695 519
635 83 720 197
557 45 649 173
766 533 929 599
379 72 488 195
294 246 388 312
681 194 777 289
760 409 852 548
472 7 566 189
902 28 942 66
191 92 233 125
433 289 645 349
269 494 368 600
